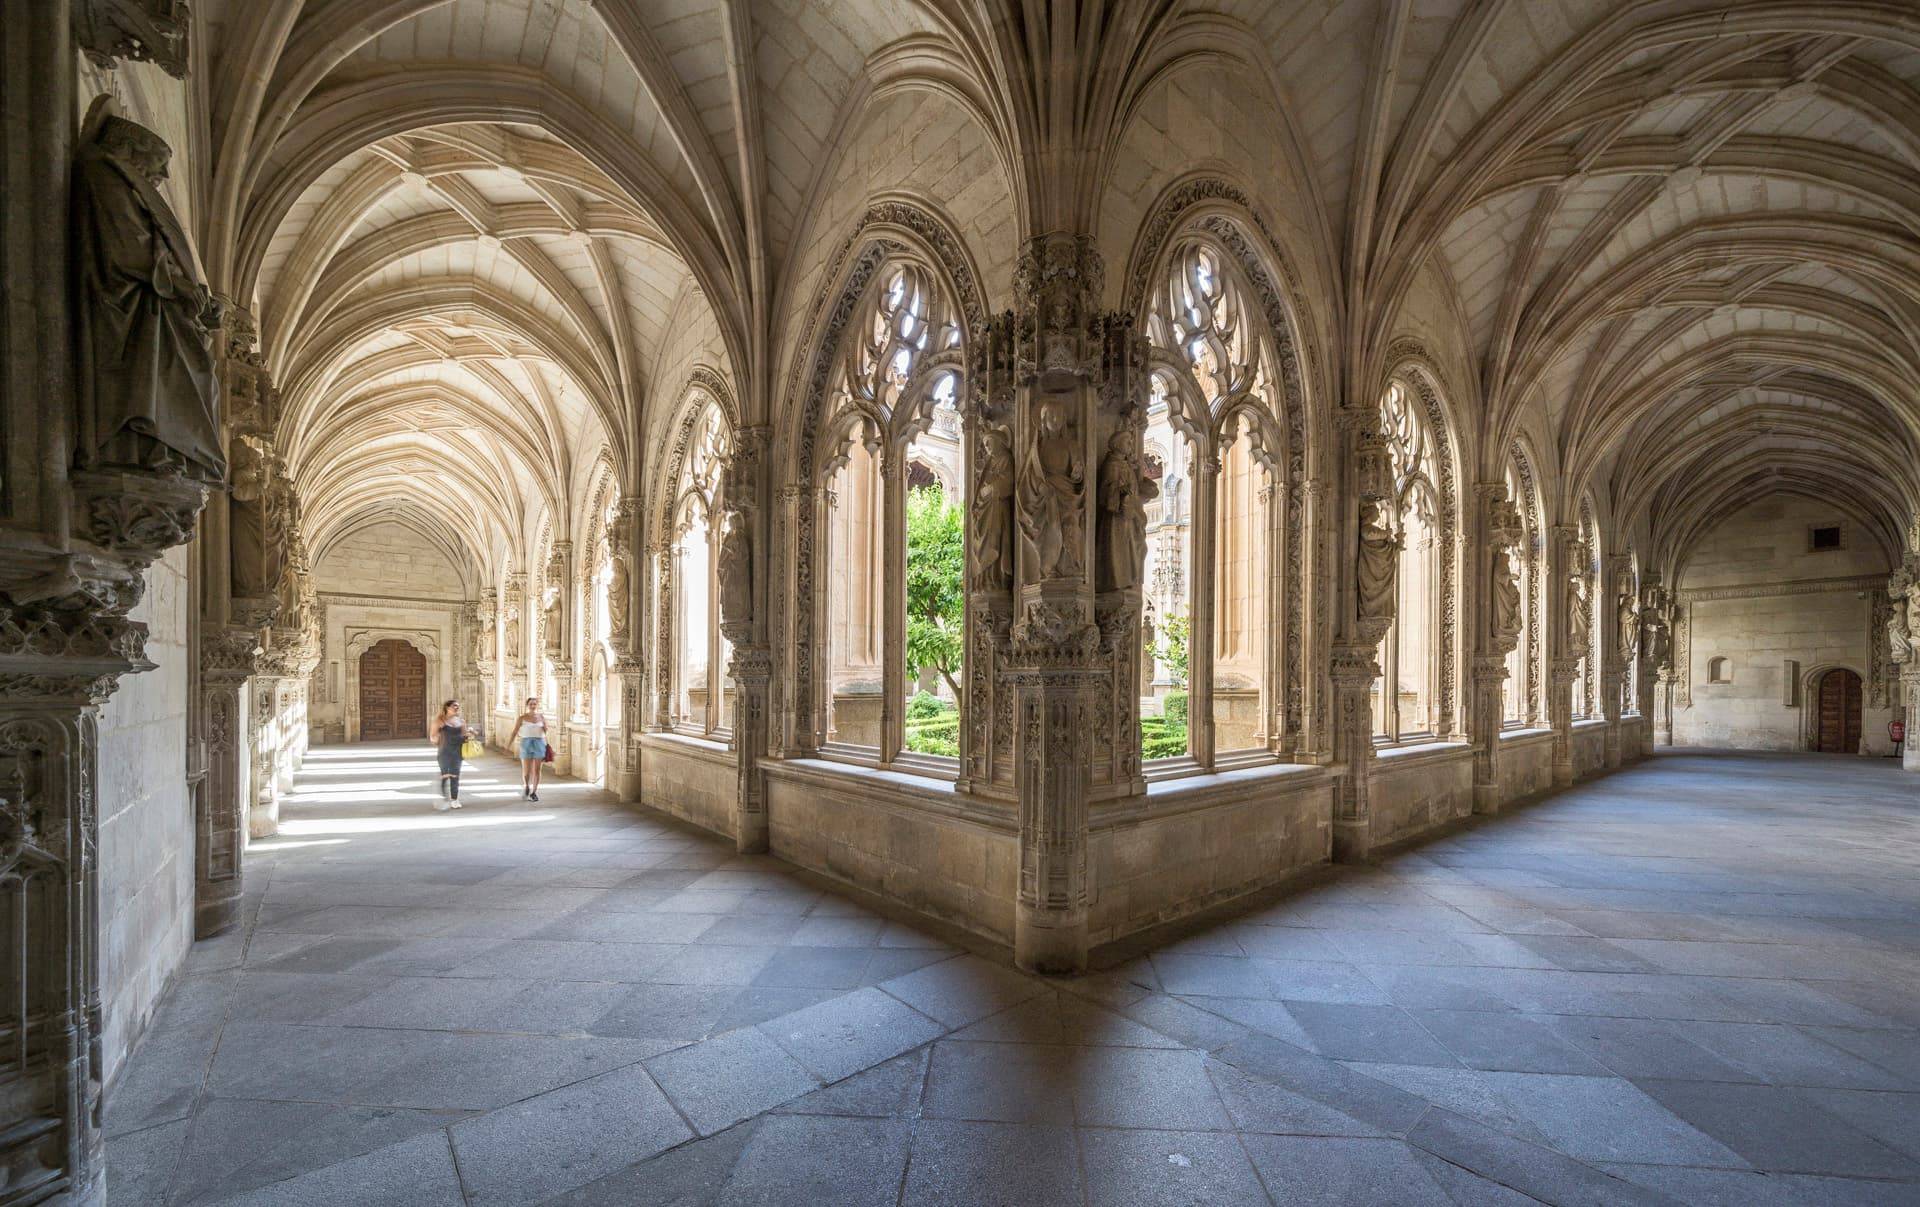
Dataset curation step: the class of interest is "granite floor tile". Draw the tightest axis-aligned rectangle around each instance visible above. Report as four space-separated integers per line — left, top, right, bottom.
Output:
1633 1079 1920 1178
643 1026 819 1135
718 1114 910 1207
1078 1127 1274 1206
1240 1134 1455 1205
901 1119 1083 1206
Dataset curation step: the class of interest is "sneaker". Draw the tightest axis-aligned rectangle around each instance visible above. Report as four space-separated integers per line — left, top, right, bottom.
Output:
450 801 463 810
529 791 539 802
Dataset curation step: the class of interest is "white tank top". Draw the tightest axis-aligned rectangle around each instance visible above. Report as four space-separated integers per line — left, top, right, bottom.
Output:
517 718 546 740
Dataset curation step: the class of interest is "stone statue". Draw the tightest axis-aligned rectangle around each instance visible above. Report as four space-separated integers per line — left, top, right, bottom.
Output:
717 505 752 627
1097 428 1157 593
1644 605 1672 672
228 438 281 601
475 607 495 663
1888 604 1911 666
609 553 630 640
73 109 224 482
1567 575 1591 656
543 590 562 654
1356 498 1401 621
1616 579 1638 663
1491 543 1522 642
504 607 521 660
1018 397 1085 579
970 424 1015 592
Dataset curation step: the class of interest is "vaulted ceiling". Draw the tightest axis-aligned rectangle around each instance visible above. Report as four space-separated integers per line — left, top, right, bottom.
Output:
186 0 1920 581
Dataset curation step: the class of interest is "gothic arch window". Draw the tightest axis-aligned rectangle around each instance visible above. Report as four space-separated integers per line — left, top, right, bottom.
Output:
671 402 733 740
1503 447 1543 727
1623 551 1641 716
1371 379 1449 744
817 262 966 768
1142 241 1289 766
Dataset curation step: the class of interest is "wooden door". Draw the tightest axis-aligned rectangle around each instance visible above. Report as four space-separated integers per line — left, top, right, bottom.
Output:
1814 669 1863 754
359 639 427 740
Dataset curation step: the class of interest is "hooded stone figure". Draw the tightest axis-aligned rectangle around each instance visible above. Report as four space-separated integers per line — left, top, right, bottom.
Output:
73 108 225 481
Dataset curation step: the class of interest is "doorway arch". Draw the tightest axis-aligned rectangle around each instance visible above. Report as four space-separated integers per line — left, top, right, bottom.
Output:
1810 667 1863 754
357 638 429 741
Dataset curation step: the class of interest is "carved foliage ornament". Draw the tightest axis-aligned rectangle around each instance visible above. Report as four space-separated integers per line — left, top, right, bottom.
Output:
75 0 191 76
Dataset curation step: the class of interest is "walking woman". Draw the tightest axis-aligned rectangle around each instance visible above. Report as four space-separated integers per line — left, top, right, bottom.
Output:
512 696 550 801
428 700 476 810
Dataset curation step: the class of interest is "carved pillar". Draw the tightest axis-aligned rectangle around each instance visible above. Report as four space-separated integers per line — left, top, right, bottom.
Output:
198 628 257 932
245 672 281 838
1903 671 1920 773
649 542 675 732
1 14 208 1198
544 544 573 772
967 233 1149 972
1547 525 1580 787
1601 553 1630 769
1473 483 1523 813
1332 410 1393 861
717 426 771 851
505 571 528 710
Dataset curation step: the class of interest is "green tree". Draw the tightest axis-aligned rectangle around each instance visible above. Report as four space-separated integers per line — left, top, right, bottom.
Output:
905 486 965 699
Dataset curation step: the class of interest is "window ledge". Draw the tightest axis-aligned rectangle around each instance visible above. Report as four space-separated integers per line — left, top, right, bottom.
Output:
1572 717 1608 731
763 758 1012 832
1499 727 1554 744
1100 761 1335 829
641 730 733 761
1373 739 1472 768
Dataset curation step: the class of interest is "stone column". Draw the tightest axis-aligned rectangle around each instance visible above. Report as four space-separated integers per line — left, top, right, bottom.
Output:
1332 411 1394 861
246 671 282 838
1473 483 1524 814
717 425 771 852
199 628 260 932
2 8 204 1198
1903 671 1920 773
1601 553 1631 769
967 233 1150 972
1547 526 1580 787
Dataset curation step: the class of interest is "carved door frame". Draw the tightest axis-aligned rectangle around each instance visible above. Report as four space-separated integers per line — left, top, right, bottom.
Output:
343 629 440 742
1807 665 1864 754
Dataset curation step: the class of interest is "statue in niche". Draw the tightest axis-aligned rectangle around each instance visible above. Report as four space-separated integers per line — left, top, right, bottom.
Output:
717 504 753 628
1356 498 1401 622
1567 574 1591 656
474 607 494 663
73 106 225 482
609 554 630 641
1018 396 1085 579
228 438 282 601
1491 541 1523 642
504 606 521 660
1616 579 1639 664
969 424 1015 592
1887 603 1910 666
1097 428 1157 593
1643 594 1672 672
543 589 562 654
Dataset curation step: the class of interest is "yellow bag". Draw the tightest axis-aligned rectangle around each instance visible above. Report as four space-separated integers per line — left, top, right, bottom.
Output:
461 736 484 759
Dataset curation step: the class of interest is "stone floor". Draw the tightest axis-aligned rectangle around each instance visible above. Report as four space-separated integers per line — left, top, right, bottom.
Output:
104 744 1920 1205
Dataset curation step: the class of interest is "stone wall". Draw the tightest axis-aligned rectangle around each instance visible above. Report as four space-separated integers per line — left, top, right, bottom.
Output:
313 521 469 601
766 762 1020 948
1088 768 1335 948
1368 746 1474 849
1674 496 1893 754
96 546 195 1083
639 734 738 838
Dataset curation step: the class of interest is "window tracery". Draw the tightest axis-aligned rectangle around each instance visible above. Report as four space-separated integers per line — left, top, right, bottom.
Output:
1371 380 1447 743
1140 243 1290 765
817 264 967 768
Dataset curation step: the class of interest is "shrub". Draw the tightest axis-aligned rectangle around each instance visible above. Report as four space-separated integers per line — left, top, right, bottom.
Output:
906 690 949 720
1163 690 1189 726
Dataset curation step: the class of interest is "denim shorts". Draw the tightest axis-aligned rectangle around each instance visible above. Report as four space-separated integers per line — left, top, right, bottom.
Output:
518 737 546 760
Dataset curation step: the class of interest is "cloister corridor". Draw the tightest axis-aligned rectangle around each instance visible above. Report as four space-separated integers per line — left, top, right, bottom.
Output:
101 746 1920 1206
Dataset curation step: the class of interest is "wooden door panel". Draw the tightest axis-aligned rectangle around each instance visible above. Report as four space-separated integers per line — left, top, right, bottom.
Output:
358 639 424 741
1814 670 1863 754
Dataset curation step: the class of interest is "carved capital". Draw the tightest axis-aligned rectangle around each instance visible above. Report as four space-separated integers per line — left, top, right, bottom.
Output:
71 469 209 570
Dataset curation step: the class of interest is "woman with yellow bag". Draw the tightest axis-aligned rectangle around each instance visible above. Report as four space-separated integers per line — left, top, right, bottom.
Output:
429 700 483 810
